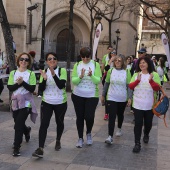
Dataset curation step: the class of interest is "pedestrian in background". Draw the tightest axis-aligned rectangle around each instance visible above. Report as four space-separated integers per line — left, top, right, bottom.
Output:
101 46 114 73
71 47 102 148
102 51 116 121
156 57 167 100
0 49 7 102
101 55 131 144
129 56 160 153
32 52 67 158
7 52 37 156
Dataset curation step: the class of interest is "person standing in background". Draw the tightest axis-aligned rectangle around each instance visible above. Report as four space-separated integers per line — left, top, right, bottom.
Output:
0 49 7 102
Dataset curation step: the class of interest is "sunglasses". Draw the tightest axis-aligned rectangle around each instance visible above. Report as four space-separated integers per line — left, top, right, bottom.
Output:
115 59 122 62
81 56 90 58
47 57 57 61
138 52 144 54
19 58 30 62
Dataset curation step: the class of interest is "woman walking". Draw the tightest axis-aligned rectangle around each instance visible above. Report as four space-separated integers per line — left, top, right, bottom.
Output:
32 52 67 158
7 52 37 156
71 47 102 148
129 56 160 153
101 55 131 144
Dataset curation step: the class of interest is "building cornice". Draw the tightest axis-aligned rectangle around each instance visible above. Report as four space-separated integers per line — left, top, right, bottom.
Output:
10 24 26 29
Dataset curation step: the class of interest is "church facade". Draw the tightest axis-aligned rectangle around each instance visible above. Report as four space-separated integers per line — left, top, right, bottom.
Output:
0 0 140 63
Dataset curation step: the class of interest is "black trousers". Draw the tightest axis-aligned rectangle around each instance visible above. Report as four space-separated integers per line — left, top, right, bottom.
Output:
39 101 67 148
0 78 4 95
71 93 99 139
107 100 127 136
13 108 30 148
133 108 154 143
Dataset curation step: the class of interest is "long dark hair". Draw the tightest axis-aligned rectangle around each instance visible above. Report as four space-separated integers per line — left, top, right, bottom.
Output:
136 56 154 74
159 57 165 68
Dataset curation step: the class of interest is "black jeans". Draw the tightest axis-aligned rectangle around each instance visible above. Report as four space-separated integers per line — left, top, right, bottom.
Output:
133 108 154 143
0 78 4 96
39 101 67 148
71 93 99 139
13 108 30 148
107 100 127 136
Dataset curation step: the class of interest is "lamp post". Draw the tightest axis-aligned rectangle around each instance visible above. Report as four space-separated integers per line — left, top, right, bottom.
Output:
66 0 75 92
115 29 120 54
39 0 46 70
134 35 139 56
94 14 102 28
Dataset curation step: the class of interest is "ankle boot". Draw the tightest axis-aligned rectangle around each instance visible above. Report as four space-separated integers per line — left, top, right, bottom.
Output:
133 142 141 153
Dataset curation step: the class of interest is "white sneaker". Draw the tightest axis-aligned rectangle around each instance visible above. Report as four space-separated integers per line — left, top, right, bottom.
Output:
115 128 122 137
76 138 84 148
105 136 113 144
86 133 93 145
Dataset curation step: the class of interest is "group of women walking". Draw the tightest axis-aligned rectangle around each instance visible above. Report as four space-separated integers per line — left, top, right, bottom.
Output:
7 47 161 157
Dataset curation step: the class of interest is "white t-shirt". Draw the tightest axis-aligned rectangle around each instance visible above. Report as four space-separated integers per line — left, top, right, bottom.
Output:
156 66 164 81
13 70 31 107
73 61 96 98
133 73 154 110
107 69 127 102
165 61 169 67
43 68 66 105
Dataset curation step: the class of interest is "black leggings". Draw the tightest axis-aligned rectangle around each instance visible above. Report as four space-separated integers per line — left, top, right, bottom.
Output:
133 108 154 143
71 94 99 139
0 79 4 95
107 100 127 136
13 108 30 148
39 101 67 148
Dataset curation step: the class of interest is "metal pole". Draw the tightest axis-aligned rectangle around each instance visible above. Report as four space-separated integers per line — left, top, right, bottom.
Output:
66 0 75 92
39 0 46 70
116 36 118 54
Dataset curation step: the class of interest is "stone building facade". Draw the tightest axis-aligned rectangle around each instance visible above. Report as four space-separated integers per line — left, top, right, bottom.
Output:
0 0 140 63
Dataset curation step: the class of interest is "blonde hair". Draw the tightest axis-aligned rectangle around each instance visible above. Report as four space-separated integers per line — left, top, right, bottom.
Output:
113 55 127 70
16 52 33 69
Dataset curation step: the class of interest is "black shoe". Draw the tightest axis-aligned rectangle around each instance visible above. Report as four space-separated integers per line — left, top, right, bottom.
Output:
13 148 20 157
25 126 31 142
133 143 141 153
32 147 43 158
143 134 149 143
55 140 61 151
0 99 3 103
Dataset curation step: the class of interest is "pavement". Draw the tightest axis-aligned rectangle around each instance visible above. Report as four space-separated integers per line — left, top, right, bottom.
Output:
0 82 170 170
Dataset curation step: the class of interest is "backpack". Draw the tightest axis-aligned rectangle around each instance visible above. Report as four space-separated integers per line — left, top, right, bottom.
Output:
152 87 169 127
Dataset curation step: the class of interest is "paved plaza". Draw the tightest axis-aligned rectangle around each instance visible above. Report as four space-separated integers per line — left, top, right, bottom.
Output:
0 83 170 170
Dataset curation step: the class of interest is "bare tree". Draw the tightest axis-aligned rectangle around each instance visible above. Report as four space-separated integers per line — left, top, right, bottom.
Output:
82 0 100 50
95 0 126 45
131 0 170 39
0 0 16 71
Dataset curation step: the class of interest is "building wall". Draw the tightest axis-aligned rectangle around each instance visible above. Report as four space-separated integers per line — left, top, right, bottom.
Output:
0 0 139 63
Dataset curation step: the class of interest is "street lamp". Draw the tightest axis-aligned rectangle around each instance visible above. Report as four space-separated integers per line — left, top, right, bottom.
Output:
39 0 46 70
134 35 139 56
115 29 121 54
94 14 102 28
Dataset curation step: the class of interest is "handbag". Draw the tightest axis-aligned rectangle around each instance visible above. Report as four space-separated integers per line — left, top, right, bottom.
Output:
152 87 169 127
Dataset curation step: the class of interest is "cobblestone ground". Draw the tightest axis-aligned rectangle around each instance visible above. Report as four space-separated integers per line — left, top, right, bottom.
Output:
0 83 170 170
